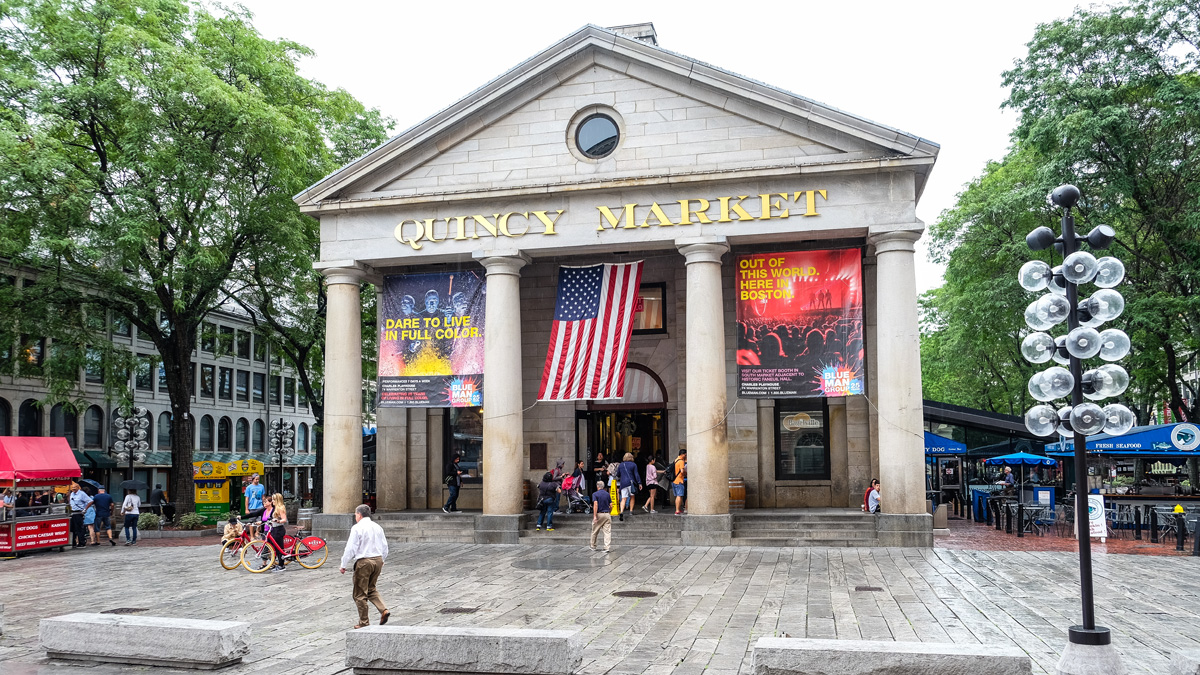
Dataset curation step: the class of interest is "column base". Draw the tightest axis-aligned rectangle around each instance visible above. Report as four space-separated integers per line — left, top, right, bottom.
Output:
681 514 732 546
875 513 933 547
1056 633 1126 675
311 513 355 542
474 514 524 545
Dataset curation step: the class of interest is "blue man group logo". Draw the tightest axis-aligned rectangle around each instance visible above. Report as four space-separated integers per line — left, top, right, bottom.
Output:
1171 423 1200 452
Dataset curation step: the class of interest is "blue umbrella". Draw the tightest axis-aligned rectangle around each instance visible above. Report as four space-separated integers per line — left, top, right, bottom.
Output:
985 452 1056 503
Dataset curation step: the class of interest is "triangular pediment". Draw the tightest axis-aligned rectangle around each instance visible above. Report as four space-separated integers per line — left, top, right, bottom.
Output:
296 26 938 210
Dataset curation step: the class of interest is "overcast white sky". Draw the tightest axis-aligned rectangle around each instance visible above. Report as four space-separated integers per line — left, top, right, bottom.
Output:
238 0 1092 293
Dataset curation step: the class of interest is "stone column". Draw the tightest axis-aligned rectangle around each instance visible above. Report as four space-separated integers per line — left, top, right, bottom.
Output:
473 251 529 544
320 266 366 517
678 236 731 545
867 229 929 544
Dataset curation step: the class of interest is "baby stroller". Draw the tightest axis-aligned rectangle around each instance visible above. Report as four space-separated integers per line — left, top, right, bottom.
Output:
562 474 591 514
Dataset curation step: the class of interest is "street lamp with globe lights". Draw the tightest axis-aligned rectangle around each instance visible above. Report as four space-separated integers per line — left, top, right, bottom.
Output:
268 419 295 496
1020 184 1131 674
111 406 150 477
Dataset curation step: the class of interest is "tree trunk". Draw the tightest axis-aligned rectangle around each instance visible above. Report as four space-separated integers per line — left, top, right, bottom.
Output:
161 335 197 514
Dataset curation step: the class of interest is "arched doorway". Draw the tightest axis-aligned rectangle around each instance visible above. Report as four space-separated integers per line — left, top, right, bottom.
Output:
576 364 668 496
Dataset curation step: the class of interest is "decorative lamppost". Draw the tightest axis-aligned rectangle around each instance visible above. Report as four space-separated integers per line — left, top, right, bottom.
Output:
111 406 150 477
268 419 295 496
1019 184 1132 674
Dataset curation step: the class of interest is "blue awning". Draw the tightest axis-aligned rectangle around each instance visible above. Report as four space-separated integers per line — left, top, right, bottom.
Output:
925 432 966 455
983 451 1056 466
1045 423 1200 456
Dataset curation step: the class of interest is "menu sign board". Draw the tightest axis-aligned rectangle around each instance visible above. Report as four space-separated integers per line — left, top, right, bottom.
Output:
0 519 70 550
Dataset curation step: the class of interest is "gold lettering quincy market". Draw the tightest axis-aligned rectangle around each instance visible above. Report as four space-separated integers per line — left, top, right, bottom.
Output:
596 190 827 230
394 210 565 251
390 190 827 251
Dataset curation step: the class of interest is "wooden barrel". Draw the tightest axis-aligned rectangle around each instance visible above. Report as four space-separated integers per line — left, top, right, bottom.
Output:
297 507 319 534
729 477 746 510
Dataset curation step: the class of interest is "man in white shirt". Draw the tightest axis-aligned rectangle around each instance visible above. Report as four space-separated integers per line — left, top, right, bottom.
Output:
340 504 390 629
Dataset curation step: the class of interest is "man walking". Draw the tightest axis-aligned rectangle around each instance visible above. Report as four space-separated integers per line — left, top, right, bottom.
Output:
443 454 463 513
68 482 91 548
91 486 117 546
590 482 612 552
340 504 390 629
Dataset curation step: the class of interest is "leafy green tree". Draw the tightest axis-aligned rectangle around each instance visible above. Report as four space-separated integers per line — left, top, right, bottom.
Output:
0 0 387 511
923 0 1200 423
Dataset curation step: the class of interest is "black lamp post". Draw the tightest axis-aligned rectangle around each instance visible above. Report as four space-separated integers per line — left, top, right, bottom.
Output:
111 406 150 481
268 419 295 496
1020 184 1132 672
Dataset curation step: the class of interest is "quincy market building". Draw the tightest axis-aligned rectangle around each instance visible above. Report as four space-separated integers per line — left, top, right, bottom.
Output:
299 25 938 546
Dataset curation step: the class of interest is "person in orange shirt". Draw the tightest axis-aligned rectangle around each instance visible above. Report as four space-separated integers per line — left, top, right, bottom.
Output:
672 449 687 516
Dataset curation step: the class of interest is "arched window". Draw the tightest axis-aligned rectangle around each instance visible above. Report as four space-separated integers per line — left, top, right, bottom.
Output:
252 420 264 453
236 418 248 453
218 417 232 452
199 415 214 451
18 399 41 436
49 403 76 445
83 405 104 448
297 423 308 452
0 398 11 436
157 412 172 451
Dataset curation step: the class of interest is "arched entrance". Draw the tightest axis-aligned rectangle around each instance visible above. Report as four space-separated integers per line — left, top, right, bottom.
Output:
576 364 668 496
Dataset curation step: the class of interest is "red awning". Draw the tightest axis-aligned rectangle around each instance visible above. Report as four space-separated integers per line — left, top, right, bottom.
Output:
0 437 83 483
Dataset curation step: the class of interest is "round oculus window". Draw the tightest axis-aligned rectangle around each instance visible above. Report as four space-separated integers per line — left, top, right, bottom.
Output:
575 114 619 159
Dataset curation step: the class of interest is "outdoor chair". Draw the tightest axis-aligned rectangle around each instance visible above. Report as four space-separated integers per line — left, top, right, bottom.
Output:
1030 505 1053 536
1056 504 1074 538
1154 507 1179 541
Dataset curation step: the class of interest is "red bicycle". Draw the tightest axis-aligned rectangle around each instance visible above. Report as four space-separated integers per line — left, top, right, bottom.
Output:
239 522 328 573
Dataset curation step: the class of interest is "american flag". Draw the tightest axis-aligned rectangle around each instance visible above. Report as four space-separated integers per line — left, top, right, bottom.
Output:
538 261 644 401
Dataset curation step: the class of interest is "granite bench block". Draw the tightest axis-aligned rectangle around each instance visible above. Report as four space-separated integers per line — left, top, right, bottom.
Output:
345 625 582 674
752 637 1032 675
40 612 249 670
1173 649 1200 675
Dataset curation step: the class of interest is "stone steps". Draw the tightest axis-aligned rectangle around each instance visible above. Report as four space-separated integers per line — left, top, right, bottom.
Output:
730 537 869 547
732 528 876 539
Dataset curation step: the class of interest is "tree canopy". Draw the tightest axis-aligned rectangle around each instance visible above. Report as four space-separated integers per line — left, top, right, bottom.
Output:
923 0 1200 424
0 0 389 510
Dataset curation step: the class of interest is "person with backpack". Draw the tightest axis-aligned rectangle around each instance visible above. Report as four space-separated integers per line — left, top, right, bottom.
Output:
672 448 687 516
443 454 464 513
535 472 560 531
616 453 641 522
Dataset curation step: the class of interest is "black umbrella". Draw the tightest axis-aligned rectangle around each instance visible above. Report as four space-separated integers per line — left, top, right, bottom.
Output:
78 478 103 489
119 479 149 491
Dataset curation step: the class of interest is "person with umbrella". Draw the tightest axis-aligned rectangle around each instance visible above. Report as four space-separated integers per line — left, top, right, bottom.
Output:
119 479 146 546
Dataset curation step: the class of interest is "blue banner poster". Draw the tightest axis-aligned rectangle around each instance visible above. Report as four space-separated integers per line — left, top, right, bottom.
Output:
378 271 485 407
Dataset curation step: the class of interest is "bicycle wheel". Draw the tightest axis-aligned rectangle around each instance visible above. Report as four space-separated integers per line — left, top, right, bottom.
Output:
219 539 243 570
240 539 275 573
294 538 329 569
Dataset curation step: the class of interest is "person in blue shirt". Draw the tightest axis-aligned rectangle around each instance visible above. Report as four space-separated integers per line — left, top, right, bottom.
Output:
590 485 612 552
616 453 641 522
67 482 92 548
244 474 265 513
91 487 116 546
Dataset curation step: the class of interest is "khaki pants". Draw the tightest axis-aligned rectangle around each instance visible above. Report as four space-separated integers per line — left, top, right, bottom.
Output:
352 556 387 625
590 513 611 551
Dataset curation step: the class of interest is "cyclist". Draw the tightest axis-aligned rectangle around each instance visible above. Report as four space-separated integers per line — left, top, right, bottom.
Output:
262 493 289 572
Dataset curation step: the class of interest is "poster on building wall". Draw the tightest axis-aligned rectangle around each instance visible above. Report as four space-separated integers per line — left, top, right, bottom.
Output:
378 271 485 407
735 248 864 398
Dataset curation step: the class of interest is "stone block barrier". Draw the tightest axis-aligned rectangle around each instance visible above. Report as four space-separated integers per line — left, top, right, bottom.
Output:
752 637 1032 675
1172 649 1200 675
40 613 249 670
345 625 582 674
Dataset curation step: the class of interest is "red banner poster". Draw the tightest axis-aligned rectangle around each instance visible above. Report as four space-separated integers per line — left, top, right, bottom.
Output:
0 518 70 551
735 249 864 398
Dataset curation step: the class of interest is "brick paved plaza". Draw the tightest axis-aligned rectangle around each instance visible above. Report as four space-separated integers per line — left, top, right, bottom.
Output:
2 540 1198 674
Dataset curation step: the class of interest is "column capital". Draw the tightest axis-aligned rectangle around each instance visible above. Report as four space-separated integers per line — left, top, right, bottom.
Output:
314 260 377 286
676 236 729 265
867 229 922 255
473 250 531 277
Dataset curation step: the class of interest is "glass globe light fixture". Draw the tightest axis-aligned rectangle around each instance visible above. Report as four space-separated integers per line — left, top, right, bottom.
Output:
1066 327 1102 359
1102 404 1135 436
1025 299 1056 331
1097 329 1130 361
1021 332 1055 363
1096 363 1129 397
1025 404 1059 436
1071 402 1107 435
1076 304 1105 329
1084 289 1125 323
1052 336 1070 365
1038 366 1075 399
1061 251 1098 284
1028 371 1055 402
1036 293 1071 326
1058 405 1075 434
1019 260 1053 292
1047 266 1066 296
1093 257 1125 288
